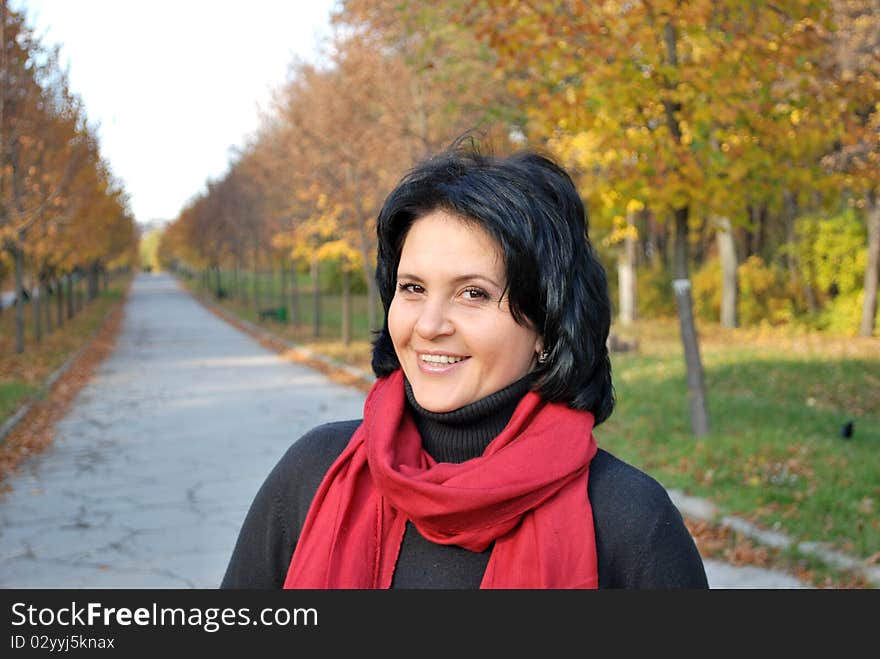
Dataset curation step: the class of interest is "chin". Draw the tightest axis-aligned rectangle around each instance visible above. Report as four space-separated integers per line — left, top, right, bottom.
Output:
409 382 465 413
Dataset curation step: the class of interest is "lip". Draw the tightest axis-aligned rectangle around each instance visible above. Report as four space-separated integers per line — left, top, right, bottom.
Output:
414 351 471 374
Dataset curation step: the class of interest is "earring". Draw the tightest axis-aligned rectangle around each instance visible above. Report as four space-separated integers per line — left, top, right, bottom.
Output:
537 349 549 364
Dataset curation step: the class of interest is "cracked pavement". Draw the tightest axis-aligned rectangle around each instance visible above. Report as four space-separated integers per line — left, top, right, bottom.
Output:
0 272 365 588
0 272 808 588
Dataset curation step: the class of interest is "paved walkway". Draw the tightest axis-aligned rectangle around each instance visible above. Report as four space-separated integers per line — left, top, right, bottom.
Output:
0 272 809 588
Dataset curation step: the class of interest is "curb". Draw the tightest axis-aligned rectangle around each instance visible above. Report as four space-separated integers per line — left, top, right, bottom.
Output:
668 488 880 588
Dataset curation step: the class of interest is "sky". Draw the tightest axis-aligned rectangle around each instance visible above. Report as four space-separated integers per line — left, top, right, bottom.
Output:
11 0 339 227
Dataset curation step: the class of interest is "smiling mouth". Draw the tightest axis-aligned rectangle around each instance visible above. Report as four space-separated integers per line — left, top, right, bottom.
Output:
418 354 469 365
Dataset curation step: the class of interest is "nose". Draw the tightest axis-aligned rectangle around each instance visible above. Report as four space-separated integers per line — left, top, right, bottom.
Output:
414 297 454 339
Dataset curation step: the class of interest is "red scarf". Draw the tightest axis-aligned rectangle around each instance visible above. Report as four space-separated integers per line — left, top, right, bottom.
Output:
284 369 599 589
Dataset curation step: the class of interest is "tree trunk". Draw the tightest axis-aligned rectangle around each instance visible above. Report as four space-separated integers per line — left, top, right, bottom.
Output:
672 206 710 437
233 261 240 301
13 245 25 354
311 256 321 338
341 263 352 346
279 261 287 321
746 203 768 260
252 257 260 312
55 276 64 328
66 272 74 320
784 190 818 314
715 216 738 328
288 258 299 326
88 262 98 301
32 281 42 343
353 215 380 333
366 275 379 334
44 278 52 334
860 191 879 336
617 211 638 325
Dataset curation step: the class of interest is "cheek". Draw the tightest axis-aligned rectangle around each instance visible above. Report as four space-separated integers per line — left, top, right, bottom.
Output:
387 298 407 349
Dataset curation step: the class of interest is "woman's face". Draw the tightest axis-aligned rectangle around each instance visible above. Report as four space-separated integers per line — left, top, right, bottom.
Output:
388 209 542 413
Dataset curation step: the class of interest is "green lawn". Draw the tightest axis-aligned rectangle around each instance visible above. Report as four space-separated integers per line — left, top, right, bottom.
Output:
0 381 38 422
598 321 879 563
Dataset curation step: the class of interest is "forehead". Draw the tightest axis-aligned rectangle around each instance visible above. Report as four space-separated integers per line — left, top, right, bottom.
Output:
399 210 504 275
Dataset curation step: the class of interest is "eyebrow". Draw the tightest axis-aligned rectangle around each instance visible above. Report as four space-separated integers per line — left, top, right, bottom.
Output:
397 272 503 289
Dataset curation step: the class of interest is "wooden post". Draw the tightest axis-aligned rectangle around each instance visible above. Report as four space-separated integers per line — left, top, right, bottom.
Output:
673 278 710 436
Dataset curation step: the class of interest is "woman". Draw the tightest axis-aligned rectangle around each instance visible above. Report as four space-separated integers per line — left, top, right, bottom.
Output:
221 141 708 589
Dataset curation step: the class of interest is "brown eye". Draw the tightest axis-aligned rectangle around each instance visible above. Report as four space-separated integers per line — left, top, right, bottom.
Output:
462 287 488 301
397 282 424 294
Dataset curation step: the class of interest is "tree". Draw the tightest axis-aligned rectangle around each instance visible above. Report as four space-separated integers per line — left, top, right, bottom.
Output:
471 0 837 435
820 0 880 336
270 35 413 334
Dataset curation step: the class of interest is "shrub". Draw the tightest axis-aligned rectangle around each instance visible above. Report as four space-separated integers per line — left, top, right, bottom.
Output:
321 257 368 295
692 255 805 327
691 258 722 321
793 208 866 299
737 255 805 326
815 289 880 336
637 264 677 318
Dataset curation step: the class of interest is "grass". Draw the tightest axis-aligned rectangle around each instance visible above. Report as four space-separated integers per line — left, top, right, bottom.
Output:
0 381 38 421
601 319 880 564
0 275 132 430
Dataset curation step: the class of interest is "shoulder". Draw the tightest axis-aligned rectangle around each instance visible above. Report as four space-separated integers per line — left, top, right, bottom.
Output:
220 420 362 589
589 448 675 514
590 448 708 588
248 419 364 545
278 419 362 471
241 418 362 524
267 419 362 497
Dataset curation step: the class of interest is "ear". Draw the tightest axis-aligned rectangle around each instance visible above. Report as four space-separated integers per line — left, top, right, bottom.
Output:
534 336 544 356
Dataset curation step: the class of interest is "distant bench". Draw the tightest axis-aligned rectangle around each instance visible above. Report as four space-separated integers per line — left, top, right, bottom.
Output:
258 307 288 323
607 333 638 353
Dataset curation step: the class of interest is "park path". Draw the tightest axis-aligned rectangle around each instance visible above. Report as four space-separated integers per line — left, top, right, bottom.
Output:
0 272 808 588
0 272 365 587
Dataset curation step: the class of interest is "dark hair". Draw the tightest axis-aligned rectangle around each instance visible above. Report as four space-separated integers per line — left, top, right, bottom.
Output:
371 140 615 425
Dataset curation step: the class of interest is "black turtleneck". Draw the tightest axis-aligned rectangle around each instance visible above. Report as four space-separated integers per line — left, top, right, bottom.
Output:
404 374 533 464
220 378 709 589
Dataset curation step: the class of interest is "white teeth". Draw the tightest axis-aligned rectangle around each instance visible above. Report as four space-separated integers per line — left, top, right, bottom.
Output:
419 354 465 364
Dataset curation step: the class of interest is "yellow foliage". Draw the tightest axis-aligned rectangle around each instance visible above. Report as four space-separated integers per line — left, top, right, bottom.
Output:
626 199 645 213
314 239 363 269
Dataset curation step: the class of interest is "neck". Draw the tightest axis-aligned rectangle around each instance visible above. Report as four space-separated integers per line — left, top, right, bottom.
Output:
404 374 534 463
